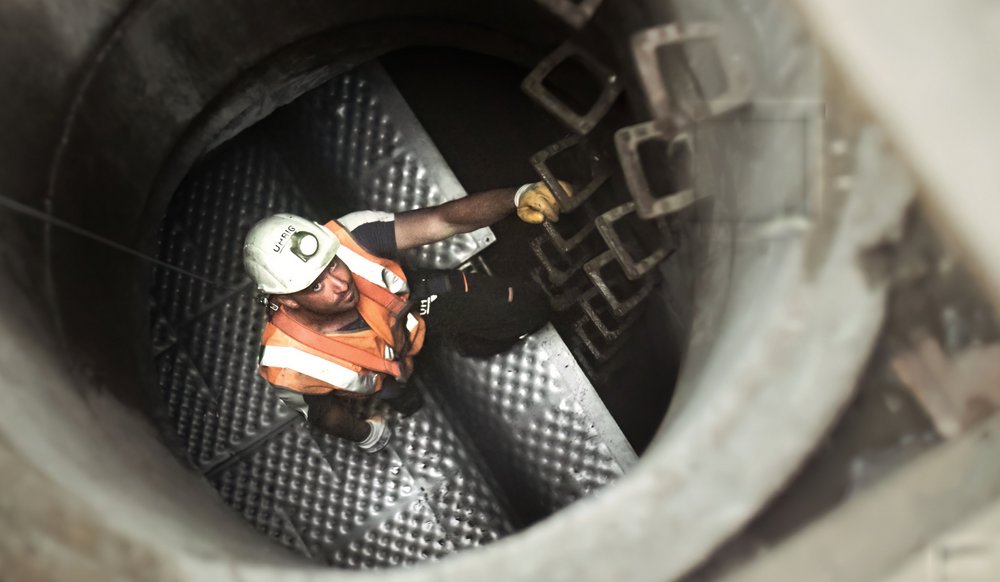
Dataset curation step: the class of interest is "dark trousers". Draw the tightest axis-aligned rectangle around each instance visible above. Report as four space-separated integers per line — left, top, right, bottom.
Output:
305 271 550 441
411 270 551 355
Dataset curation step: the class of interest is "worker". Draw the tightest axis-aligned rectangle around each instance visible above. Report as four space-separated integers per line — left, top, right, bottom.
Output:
243 181 572 452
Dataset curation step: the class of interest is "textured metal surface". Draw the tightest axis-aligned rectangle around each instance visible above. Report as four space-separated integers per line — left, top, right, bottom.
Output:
427 325 636 519
184 291 296 468
287 62 494 269
152 139 314 324
155 343 231 470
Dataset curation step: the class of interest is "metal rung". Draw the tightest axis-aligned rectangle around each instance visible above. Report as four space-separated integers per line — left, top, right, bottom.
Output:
531 235 600 286
632 22 752 121
543 218 597 252
584 250 655 317
581 285 643 341
535 0 603 29
573 318 630 363
522 42 623 135
534 270 598 312
615 121 708 219
595 201 673 280
545 173 626 251
530 134 613 212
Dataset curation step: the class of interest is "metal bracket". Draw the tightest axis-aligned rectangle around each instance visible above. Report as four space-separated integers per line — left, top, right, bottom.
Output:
584 250 656 317
595 201 673 280
534 0 603 30
632 22 752 121
615 120 707 219
522 42 623 135
530 134 613 212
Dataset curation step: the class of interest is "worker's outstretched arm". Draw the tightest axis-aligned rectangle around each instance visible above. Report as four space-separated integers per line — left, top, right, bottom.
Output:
394 182 571 250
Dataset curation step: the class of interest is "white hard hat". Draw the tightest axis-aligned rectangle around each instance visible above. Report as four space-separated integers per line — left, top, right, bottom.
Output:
243 213 341 294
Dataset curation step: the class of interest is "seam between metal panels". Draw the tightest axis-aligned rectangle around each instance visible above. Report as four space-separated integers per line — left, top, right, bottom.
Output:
273 505 315 560
177 280 256 330
469 325 636 469
363 62 495 262
203 415 301 480
536 326 638 468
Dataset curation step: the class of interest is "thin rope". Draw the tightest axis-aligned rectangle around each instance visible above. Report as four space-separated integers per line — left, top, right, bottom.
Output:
0 193 225 288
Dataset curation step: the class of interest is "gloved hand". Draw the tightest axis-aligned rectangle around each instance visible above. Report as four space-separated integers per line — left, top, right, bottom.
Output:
515 180 574 224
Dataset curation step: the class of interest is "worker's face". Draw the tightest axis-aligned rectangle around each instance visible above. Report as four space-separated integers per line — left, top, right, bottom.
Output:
281 256 358 316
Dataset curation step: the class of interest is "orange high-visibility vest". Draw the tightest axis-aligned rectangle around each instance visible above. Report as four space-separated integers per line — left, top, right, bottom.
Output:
258 219 426 396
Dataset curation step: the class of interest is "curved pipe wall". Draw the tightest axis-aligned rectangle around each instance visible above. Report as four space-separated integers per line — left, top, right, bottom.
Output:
0 0 913 580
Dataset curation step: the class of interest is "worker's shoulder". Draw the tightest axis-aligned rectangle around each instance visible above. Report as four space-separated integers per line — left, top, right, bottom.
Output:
337 210 395 232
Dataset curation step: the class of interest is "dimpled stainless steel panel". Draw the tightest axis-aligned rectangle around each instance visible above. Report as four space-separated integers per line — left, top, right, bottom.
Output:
308 428 419 534
289 62 494 269
385 386 472 486
153 219 222 326
182 291 294 450
430 470 514 548
155 344 230 470
331 495 451 569
211 444 314 558
213 422 419 556
152 138 314 325
513 398 626 508
150 301 179 356
427 325 636 516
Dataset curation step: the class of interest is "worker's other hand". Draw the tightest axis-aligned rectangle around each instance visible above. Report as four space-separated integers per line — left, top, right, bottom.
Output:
515 180 573 224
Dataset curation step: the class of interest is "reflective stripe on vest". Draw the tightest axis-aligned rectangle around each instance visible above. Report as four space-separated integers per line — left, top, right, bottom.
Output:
334 235 420 334
260 345 378 395
336 244 408 294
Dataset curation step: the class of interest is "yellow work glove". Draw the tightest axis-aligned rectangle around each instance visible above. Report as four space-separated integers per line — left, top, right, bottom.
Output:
515 180 574 224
